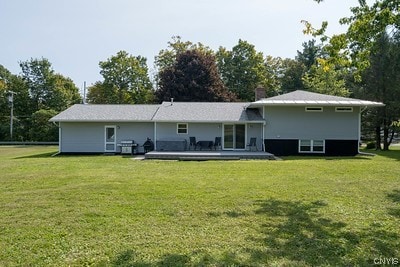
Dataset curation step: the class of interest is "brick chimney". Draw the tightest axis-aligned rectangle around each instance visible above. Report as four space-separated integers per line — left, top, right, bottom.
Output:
255 86 266 101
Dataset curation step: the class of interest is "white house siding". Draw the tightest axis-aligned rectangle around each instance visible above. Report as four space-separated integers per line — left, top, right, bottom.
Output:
262 106 361 156
115 122 154 153
246 123 263 151
60 122 103 153
264 106 360 140
156 122 222 143
59 122 153 153
155 122 264 151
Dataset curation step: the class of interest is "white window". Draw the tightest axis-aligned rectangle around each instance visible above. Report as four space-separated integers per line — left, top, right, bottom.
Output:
335 107 353 112
299 140 325 153
305 107 323 112
177 123 188 134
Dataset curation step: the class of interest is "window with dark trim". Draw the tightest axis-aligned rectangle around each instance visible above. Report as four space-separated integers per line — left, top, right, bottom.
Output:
177 123 188 134
299 140 325 153
305 107 323 112
335 107 353 112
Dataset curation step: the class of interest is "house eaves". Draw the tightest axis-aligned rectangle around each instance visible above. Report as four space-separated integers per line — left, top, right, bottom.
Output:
153 101 264 123
49 104 161 122
248 90 385 108
50 102 266 123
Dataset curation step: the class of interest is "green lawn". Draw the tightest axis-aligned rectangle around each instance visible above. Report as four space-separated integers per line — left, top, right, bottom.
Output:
0 146 399 266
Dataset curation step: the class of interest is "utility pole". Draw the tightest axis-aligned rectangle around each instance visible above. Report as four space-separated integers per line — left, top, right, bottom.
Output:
8 91 17 140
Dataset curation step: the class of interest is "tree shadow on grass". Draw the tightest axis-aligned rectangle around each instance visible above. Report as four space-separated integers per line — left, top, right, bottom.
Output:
249 199 356 266
14 151 57 159
364 148 400 161
249 199 399 266
387 189 400 218
105 199 399 266
387 189 400 203
106 250 244 267
108 250 190 267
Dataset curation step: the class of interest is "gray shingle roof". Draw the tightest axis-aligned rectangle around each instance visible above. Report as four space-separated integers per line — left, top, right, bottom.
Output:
50 102 264 123
49 104 160 122
153 102 263 122
52 90 382 123
249 90 384 107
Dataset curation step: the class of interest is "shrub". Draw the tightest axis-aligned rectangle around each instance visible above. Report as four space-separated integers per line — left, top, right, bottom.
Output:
365 141 376 149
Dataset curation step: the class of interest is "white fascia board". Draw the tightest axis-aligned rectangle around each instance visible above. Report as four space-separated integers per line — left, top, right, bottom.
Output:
50 119 155 123
153 120 265 123
248 101 384 107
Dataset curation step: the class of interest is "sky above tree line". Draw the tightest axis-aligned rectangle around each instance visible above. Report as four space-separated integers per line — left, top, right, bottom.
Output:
1 0 363 94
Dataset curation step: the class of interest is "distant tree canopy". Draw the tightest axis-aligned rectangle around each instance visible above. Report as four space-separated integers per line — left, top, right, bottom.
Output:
358 32 400 150
0 59 81 141
156 49 236 102
307 0 400 78
3 8 400 147
154 36 211 74
308 0 400 150
216 39 271 101
87 51 154 104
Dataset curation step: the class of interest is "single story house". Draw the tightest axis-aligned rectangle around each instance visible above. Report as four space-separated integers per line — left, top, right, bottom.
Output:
50 90 384 156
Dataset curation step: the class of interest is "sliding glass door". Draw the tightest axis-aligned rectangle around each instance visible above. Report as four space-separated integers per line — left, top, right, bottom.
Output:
223 124 245 150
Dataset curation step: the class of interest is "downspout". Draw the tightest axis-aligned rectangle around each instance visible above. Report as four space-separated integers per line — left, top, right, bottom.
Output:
154 121 157 151
262 121 265 152
262 106 266 152
151 106 161 151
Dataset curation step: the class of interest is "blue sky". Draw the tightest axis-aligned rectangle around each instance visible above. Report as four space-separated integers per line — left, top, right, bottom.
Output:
0 0 362 92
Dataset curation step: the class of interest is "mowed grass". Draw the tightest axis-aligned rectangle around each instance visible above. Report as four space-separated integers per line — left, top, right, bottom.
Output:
0 146 399 266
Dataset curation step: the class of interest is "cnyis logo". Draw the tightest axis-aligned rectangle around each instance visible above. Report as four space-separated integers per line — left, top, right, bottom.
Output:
374 257 399 265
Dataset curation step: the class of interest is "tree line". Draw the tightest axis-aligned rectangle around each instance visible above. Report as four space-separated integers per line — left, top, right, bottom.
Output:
1 0 400 149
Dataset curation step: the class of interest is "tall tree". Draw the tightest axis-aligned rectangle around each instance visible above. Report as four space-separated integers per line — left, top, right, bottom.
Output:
47 74 82 111
216 40 270 101
0 64 31 141
358 32 400 150
264 56 283 96
278 58 306 93
154 36 212 88
20 58 54 111
308 0 400 78
88 51 154 104
303 62 350 97
19 58 81 112
156 49 236 102
29 109 59 141
87 82 118 104
296 39 325 70
19 58 81 141
155 36 202 73
0 65 14 140
309 0 400 150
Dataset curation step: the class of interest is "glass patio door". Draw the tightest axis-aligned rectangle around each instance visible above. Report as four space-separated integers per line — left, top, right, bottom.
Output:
105 125 116 152
223 124 245 150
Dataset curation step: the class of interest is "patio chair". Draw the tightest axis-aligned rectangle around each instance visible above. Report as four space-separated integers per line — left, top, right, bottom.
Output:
189 137 197 150
213 137 222 150
247 137 258 151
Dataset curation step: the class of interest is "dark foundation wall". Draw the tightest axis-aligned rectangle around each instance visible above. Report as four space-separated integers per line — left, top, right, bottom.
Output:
324 140 359 156
264 139 359 156
264 139 298 156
